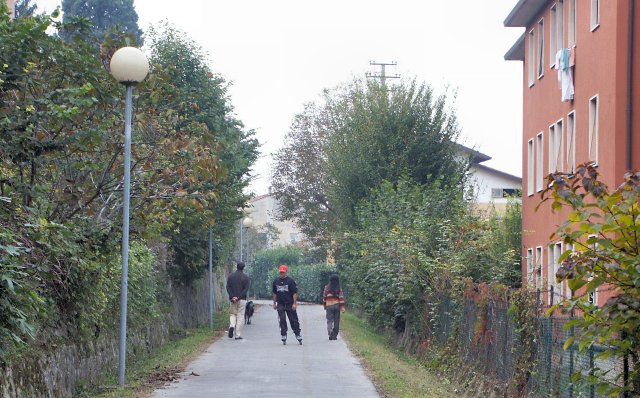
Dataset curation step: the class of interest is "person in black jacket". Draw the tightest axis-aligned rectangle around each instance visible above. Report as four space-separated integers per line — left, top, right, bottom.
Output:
226 262 250 340
272 264 302 344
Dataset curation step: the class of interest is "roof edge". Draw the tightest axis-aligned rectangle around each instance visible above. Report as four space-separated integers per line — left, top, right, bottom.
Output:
504 32 525 61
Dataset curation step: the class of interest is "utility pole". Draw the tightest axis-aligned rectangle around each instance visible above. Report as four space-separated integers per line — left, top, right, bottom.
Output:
365 60 400 85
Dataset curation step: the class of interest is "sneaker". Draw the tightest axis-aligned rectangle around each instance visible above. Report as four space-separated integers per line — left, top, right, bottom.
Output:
281 335 287 342
295 334 303 341
235 336 243 340
228 327 234 338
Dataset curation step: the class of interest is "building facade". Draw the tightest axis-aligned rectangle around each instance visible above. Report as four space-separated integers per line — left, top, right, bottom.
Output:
248 193 305 248
505 0 640 305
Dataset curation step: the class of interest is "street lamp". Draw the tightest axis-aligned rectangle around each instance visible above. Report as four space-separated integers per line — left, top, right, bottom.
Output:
239 215 253 262
110 46 149 387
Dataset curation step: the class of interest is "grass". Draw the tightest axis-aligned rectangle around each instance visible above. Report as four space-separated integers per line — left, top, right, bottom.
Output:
341 312 458 398
80 312 228 398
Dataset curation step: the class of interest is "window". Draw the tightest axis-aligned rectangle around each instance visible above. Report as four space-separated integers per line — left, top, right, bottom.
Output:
491 188 520 199
528 29 535 86
538 19 545 78
548 242 563 305
536 246 543 289
568 0 577 46
555 119 564 172
557 1 565 50
526 248 534 286
591 0 600 31
536 133 544 192
549 123 556 172
587 235 599 305
550 4 557 66
527 139 534 195
567 111 576 173
589 95 599 164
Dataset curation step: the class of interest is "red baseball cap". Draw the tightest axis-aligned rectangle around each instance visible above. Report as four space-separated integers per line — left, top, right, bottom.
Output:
278 265 288 273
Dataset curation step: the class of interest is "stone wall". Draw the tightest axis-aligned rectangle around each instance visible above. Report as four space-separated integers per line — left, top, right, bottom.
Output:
0 245 231 398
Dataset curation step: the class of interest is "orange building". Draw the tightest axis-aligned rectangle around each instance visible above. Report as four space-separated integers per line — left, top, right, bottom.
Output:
504 0 640 306
6 0 15 18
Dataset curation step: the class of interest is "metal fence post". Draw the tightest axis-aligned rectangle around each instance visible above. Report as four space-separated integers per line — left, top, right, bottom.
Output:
569 311 575 398
589 346 595 398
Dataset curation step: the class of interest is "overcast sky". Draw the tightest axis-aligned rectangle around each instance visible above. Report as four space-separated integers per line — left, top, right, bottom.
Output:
36 0 525 195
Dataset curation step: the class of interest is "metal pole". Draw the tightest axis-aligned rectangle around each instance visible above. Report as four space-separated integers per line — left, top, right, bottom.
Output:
239 219 243 262
246 228 250 298
208 225 213 328
118 84 133 386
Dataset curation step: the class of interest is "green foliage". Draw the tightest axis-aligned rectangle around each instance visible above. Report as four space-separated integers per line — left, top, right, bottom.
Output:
61 0 143 44
453 200 522 287
249 246 302 298
341 178 468 333
267 263 336 303
0 11 255 361
272 78 465 251
541 164 640 396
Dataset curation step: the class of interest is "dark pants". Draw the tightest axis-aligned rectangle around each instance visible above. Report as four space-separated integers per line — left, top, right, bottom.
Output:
277 303 301 336
325 304 341 337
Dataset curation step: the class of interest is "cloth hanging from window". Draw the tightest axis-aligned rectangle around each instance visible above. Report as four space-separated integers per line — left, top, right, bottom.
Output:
555 48 574 102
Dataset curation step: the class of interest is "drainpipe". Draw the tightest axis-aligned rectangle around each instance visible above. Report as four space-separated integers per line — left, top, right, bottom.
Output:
627 0 635 170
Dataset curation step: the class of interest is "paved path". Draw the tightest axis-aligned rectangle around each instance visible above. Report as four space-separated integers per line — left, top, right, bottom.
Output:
152 301 379 398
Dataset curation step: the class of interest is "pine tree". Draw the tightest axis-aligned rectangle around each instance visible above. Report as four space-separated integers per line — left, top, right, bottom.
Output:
61 0 143 44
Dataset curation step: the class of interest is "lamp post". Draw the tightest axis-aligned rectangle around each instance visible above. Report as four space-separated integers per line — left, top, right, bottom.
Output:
110 46 149 386
208 225 214 329
242 217 253 297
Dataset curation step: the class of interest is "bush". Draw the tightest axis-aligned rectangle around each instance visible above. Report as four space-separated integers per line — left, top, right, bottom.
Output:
248 246 303 298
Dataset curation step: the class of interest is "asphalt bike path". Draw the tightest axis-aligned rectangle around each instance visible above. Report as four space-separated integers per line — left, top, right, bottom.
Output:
152 300 379 398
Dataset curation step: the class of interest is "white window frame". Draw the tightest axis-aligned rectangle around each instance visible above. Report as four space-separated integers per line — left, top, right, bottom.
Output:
557 0 565 51
548 242 563 305
591 0 600 31
526 248 534 286
528 29 536 87
527 138 535 196
567 111 576 173
536 133 544 192
587 235 599 305
538 19 545 79
549 123 556 172
555 119 564 172
589 95 599 165
550 4 557 67
568 0 577 47
536 246 543 291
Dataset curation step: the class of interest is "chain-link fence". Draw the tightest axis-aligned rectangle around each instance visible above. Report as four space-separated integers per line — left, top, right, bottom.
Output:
426 289 627 397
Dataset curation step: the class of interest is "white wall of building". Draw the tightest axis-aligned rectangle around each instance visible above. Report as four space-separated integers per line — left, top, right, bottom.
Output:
468 164 521 205
248 194 304 247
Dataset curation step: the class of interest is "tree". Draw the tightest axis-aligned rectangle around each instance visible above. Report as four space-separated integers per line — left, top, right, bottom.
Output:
272 79 465 249
542 164 640 396
61 0 143 44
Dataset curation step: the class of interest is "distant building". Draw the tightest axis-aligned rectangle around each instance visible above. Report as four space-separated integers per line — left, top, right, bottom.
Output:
459 145 522 213
248 193 305 248
504 0 640 305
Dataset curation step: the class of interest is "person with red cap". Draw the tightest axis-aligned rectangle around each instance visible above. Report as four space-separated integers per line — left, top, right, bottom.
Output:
272 264 302 344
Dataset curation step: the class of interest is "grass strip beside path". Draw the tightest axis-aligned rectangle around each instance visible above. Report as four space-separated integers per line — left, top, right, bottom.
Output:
83 312 227 398
341 312 457 398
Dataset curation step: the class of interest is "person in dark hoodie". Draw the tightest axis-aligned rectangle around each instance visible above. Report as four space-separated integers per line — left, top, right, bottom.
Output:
272 264 302 344
226 261 250 340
